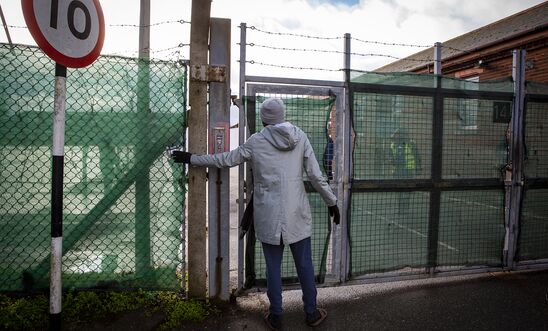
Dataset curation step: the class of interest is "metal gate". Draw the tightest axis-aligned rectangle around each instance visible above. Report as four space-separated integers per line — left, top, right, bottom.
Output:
239 78 348 286
237 54 548 290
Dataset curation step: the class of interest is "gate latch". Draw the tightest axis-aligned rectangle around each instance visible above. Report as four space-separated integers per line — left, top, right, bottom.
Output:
190 64 227 82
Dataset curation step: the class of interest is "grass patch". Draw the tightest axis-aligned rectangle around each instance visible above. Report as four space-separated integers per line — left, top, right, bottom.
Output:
0 291 214 331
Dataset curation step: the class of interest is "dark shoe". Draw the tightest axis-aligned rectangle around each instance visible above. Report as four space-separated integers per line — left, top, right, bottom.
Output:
264 312 282 330
306 308 327 327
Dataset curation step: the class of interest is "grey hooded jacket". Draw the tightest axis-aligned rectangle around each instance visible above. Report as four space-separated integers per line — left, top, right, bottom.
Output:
190 122 337 245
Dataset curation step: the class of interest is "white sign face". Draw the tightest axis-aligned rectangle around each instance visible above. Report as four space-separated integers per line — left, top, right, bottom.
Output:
22 0 105 68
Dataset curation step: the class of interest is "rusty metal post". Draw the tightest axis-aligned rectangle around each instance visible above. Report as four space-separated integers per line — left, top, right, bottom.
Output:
187 0 211 298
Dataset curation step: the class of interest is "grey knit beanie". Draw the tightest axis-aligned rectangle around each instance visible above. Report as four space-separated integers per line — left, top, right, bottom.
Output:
260 98 285 125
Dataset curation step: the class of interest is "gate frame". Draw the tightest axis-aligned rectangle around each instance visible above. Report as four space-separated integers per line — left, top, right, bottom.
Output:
240 77 348 286
236 21 547 292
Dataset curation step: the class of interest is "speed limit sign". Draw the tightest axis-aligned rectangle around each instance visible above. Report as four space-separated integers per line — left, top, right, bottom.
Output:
22 0 105 68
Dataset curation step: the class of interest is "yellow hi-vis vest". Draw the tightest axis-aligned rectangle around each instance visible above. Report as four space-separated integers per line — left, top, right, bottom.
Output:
390 142 416 170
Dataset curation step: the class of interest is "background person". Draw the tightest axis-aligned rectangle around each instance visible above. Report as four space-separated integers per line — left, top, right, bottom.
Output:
390 129 421 216
171 97 340 330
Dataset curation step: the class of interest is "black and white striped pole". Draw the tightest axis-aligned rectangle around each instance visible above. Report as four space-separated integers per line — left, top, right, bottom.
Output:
22 2 105 329
50 63 66 331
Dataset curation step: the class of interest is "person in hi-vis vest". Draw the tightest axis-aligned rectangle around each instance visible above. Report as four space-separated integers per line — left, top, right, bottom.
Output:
390 129 421 215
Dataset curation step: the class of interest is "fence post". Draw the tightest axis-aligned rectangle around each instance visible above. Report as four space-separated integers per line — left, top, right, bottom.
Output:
505 49 526 269
427 48 444 275
208 17 231 301
187 0 211 298
237 22 247 292
135 0 152 278
434 42 442 75
339 32 352 281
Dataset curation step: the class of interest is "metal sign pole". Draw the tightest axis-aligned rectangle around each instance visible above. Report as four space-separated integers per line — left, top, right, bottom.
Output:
50 63 66 331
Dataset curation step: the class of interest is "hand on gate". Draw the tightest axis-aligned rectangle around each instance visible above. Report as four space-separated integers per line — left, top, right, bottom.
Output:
172 151 192 164
328 204 340 225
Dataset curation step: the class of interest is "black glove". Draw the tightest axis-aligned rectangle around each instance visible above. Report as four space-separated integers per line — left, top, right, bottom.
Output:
328 204 340 225
172 151 192 164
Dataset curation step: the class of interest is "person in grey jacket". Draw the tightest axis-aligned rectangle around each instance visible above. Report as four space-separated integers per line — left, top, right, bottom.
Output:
171 97 340 330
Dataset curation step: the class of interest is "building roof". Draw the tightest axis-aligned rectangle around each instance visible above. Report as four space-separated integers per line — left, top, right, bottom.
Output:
375 2 548 73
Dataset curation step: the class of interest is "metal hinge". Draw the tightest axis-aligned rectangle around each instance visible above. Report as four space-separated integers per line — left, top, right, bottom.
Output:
190 64 227 82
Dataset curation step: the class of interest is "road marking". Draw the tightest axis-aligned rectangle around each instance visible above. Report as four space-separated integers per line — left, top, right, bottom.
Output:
362 210 459 252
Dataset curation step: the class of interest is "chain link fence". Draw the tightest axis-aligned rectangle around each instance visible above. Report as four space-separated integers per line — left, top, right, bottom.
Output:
0 43 187 292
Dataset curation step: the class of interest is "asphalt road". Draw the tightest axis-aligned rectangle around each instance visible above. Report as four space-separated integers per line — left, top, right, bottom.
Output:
187 269 548 331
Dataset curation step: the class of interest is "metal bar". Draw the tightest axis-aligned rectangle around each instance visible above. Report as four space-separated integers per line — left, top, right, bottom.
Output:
525 94 548 102
188 0 211 298
237 22 246 293
246 83 337 96
434 42 442 75
245 75 345 88
332 89 346 282
505 50 526 269
427 76 443 274
340 32 352 281
514 258 548 270
208 17 231 301
0 4 12 45
135 0 152 278
49 63 66 331
523 178 548 189
351 179 504 191
349 82 514 101
347 266 504 284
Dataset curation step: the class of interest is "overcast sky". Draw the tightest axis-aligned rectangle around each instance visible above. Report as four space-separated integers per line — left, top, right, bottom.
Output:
1 0 545 90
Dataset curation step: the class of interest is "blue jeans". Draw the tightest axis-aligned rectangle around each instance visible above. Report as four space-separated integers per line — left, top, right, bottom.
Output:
262 237 317 317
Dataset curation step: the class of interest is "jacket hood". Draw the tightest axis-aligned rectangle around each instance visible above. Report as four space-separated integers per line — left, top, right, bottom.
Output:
261 122 300 151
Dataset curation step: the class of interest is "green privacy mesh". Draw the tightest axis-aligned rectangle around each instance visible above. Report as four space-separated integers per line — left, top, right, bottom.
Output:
349 191 429 275
352 92 432 180
518 189 548 261
518 98 548 262
348 72 514 277
443 98 511 179
437 190 504 267
351 71 437 88
0 44 187 291
247 95 334 284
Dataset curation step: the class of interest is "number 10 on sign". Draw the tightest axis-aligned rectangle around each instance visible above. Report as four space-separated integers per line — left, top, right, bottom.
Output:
22 0 105 68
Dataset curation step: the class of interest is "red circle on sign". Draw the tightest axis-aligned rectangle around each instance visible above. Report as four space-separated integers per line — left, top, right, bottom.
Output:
22 0 105 68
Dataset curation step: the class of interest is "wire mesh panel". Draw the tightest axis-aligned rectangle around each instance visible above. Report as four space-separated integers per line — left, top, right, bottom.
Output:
0 44 187 291
248 93 334 284
442 98 511 179
518 99 548 262
352 92 432 180
437 190 504 267
440 96 507 267
349 192 429 275
517 189 548 261
523 101 548 178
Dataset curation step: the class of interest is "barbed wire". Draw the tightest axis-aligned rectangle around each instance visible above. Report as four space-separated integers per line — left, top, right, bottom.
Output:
242 60 341 72
109 19 190 27
246 43 433 63
151 43 190 54
107 43 188 58
7 19 190 30
247 26 472 57
247 43 340 54
248 26 342 40
351 37 431 48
